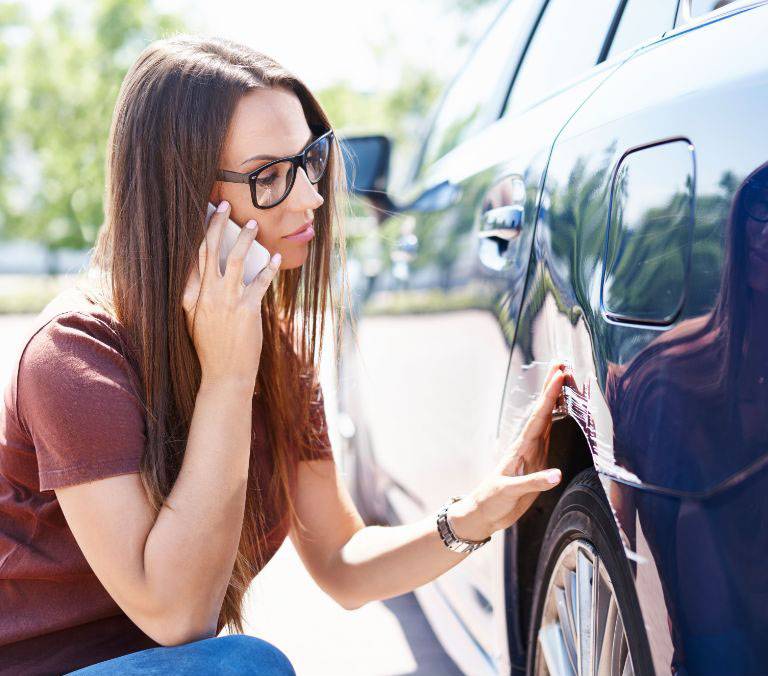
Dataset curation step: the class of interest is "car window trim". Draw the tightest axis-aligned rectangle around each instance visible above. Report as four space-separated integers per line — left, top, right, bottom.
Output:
673 0 767 28
596 0 631 64
500 0 630 115
408 0 516 185
498 0 548 117
600 0 684 65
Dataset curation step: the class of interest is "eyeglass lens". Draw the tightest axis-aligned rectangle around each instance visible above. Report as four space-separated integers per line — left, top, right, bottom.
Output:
743 179 768 222
254 135 330 207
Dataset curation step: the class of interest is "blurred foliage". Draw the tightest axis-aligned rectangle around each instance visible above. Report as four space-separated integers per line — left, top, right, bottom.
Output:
0 273 80 313
0 0 475 260
0 4 22 218
318 64 444 202
0 0 492 316
318 0 506 197
0 0 184 269
362 282 496 317
316 52 449 236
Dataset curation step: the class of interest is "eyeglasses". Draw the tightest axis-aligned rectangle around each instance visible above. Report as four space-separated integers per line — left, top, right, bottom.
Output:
216 128 334 209
742 177 768 223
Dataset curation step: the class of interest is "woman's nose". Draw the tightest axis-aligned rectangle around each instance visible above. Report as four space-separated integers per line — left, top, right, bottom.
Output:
290 167 324 211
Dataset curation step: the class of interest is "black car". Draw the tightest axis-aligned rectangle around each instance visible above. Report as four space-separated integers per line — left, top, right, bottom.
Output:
338 1 768 674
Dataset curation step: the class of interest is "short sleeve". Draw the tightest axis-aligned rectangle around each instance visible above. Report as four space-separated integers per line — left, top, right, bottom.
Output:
298 370 334 462
16 311 147 491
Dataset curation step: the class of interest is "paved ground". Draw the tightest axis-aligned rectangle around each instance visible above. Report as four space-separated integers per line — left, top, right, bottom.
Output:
0 310 461 676
236 538 462 675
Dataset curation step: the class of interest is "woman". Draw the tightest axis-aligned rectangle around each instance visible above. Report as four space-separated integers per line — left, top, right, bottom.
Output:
0 34 565 674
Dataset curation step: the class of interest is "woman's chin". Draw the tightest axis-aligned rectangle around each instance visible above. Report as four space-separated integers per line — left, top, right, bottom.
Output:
275 247 309 271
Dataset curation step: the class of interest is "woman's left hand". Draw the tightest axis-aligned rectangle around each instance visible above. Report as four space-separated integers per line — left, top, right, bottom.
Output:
448 361 568 542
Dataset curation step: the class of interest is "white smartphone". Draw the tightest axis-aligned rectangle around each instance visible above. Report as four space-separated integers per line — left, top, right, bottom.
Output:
206 202 272 286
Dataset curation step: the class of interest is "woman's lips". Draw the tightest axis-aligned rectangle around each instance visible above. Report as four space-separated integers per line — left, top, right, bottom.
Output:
282 221 315 241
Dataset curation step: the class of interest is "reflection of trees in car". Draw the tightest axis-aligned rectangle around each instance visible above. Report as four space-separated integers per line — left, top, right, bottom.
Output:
511 147 619 364
403 171 495 290
603 176 691 321
431 110 482 168
604 169 739 324
552 152 614 300
515 143 744 367
604 161 768 675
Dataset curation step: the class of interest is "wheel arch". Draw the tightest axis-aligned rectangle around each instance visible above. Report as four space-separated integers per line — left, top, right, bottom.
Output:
502 414 598 672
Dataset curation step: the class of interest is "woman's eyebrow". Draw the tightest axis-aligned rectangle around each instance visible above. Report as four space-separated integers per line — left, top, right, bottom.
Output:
240 130 314 166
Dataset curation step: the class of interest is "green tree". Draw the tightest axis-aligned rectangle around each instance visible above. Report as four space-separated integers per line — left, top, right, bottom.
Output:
0 2 25 231
0 0 184 272
317 65 443 196
316 0 505 198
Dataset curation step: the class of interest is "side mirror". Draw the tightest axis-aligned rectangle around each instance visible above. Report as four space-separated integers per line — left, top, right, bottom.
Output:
339 135 396 215
405 180 461 213
338 135 461 218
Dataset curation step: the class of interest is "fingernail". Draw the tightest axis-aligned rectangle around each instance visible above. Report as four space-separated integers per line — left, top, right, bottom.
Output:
217 200 229 212
546 469 561 484
272 253 282 266
246 219 257 229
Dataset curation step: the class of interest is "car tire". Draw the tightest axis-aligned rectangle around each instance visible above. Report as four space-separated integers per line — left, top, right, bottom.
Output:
526 469 653 676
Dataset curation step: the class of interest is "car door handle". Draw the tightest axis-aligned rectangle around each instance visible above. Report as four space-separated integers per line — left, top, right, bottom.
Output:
391 232 418 262
477 205 523 242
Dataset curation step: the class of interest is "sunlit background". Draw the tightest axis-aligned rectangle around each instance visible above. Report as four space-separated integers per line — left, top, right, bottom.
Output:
0 0 502 311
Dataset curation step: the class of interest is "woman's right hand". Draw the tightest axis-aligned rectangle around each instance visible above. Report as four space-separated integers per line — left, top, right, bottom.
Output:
182 200 281 390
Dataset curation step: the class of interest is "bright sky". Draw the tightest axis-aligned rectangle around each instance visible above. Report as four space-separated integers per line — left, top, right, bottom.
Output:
22 0 502 92
17 0 502 197
154 0 502 92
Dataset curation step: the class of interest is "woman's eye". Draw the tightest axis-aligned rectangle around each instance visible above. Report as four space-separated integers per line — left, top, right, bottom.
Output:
256 172 277 187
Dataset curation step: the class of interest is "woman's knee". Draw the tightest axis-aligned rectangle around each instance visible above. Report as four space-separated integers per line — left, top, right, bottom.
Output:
66 634 296 676
208 634 296 676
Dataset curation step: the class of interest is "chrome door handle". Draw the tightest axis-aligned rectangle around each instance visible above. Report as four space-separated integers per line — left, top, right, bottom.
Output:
477 205 523 241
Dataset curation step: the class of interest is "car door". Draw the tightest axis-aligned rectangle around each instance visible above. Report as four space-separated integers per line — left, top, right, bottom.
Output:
503 1 768 673
342 0 644 672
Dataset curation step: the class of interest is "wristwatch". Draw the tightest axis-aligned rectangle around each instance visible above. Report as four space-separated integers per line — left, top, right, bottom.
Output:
436 496 491 554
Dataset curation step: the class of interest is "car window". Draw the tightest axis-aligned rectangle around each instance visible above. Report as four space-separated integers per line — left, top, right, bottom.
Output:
689 0 742 18
505 0 622 114
606 0 678 59
417 0 538 175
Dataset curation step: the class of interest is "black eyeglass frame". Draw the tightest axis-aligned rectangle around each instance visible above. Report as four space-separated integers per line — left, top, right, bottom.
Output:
742 177 768 223
216 127 334 209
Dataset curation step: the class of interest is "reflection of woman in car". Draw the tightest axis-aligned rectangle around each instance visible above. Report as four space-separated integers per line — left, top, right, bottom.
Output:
605 162 768 675
0 35 569 674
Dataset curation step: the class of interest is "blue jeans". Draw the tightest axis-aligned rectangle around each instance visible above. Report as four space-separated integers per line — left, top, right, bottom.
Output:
64 634 296 675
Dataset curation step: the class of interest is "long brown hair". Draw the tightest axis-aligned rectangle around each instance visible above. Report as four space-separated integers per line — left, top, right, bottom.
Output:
78 34 352 634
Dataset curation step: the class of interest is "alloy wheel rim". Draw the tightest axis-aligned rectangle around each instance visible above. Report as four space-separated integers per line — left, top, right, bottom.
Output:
534 538 634 676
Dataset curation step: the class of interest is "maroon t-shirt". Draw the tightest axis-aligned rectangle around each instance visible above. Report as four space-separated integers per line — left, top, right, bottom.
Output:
0 286 333 675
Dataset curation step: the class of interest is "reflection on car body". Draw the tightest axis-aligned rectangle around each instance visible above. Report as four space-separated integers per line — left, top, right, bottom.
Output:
337 0 768 674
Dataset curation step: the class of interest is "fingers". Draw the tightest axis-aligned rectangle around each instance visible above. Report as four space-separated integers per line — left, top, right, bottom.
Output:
543 360 566 388
182 244 203 332
522 364 566 441
182 260 201 313
202 200 230 284
243 251 282 305
501 467 562 495
223 218 259 290
198 235 207 283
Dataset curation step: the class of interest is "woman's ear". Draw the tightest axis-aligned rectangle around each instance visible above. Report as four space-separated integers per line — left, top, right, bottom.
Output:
209 182 221 205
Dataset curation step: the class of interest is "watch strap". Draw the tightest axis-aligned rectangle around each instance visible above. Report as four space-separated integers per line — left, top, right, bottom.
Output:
436 496 491 554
